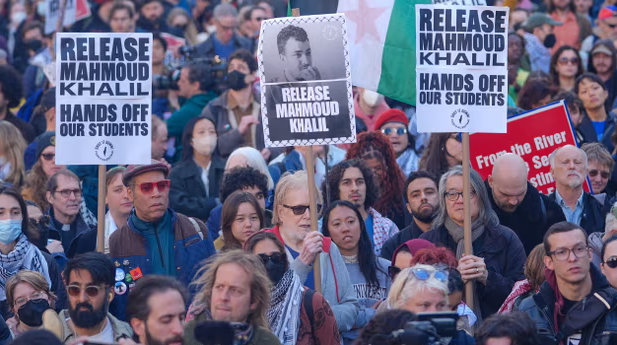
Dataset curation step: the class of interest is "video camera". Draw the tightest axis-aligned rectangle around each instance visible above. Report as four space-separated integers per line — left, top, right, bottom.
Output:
152 51 228 95
370 312 458 345
194 320 250 345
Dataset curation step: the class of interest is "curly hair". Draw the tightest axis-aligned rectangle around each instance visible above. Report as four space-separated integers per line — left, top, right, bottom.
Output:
0 65 23 108
321 159 378 210
220 166 268 203
476 312 540 345
23 161 50 212
346 131 405 215
409 247 458 268
353 309 417 345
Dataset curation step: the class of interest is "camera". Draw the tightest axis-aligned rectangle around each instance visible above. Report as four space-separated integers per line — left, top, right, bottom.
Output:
370 312 458 345
152 69 182 91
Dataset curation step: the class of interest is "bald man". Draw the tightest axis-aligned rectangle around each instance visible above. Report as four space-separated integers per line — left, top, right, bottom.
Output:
547 145 605 234
486 153 565 254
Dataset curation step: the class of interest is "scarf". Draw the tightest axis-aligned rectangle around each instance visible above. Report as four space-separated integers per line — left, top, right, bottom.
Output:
497 279 534 313
0 234 51 300
129 209 175 276
444 216 485 322
266 270 303 345
396 147 419 177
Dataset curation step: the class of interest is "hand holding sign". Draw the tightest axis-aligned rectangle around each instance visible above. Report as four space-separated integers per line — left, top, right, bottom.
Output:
238 115 260 135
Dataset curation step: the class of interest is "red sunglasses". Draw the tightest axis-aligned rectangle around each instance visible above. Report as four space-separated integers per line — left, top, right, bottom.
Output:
137 180 170 194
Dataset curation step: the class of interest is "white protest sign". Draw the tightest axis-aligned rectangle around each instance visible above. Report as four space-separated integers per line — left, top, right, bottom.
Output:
45 0 77 34
432 0 487 6
55 33 153 165
415 5 509 133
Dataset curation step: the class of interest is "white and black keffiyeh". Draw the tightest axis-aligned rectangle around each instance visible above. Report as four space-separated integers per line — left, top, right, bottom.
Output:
266 270 303 345
0 234 51 300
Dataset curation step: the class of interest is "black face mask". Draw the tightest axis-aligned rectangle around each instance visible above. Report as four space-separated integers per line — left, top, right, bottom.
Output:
24 40 43 53
226 70 248 91
265 261 286 285
18 299 50 327
544 34 557 48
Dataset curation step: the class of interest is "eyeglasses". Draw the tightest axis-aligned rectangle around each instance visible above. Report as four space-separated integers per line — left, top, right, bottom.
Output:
254 17 265 21
444 190 477 201
548 245 589 261
66 284 107 298
54 189 82 198
29 215 50 228
137 180 170 194
41 153 55 161
14 291 46 308
589 170 610 179
558 57 579 65
409 267 449 282
388 266 401 280
381 127 408 136
258 252 287 265
282 204 322 215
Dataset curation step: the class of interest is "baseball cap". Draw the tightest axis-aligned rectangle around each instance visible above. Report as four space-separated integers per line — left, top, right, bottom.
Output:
523 13 563 31
599 5 617 20
592 44 614 56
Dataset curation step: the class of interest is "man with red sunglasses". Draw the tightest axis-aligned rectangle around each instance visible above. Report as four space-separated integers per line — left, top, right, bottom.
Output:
108 160 216 321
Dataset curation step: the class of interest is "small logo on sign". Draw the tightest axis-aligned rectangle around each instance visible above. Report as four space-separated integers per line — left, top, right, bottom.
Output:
451 109 470 129
322 24 339 40
95 140 114 161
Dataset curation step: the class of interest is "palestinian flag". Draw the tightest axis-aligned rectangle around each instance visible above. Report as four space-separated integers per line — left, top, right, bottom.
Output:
287 0 340 16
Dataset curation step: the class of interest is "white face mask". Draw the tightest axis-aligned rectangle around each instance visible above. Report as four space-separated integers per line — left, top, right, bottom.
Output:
192 136 217 156
11 11 27 24
37 2 47 17
362 90 383 107
206 25 217 34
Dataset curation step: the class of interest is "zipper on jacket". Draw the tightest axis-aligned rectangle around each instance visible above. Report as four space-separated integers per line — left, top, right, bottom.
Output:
154 227 165 268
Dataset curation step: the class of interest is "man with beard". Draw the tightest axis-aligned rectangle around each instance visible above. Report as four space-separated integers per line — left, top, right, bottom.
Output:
587 41 617 113
486 154 565 255
321 159 399 256
61 252 133 342
380 171 440 261
126 276 187 345
136 0 175 35
549 145 606 234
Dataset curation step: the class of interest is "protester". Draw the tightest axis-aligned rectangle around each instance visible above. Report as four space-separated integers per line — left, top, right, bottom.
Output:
600 235 617 288
150 116 168 162
125 275 188 345
23 202 51 252
167 8 199 45
5 270 57 337
24 87 56 170
244 231 340 345
152 35 171 119
421 166 526 320
347 132 407 229
215 191 264 251
576 73 617 151
517 78 556 110
322 160 399 255
498 244 547 313
109 160 216 320
522 13 563 73
486 153 566 255
136 0 174 34
0 65 34 143
60 252 133 342
519 222 617 343
207 166 271 241
268 145 327 189
70 0 113 32
322 201 391 344
22 132 63 212
374 109 419 177
550 45 584 92
104 167 131 254
353 88 390 132
580 5 617 67
202 49 263 158
353 309 417 345
381 171 440 261
109 1 136 33
193 3 254 60
388 239 435 280
419 133 463 180
0 121 26 188
265 171 359 331
475 312 541 345
582 142 615 196
554 91 587 144
184 250 279 345
548 0 592 51
169 116 225 222
225 147 275 190
548 145 606 233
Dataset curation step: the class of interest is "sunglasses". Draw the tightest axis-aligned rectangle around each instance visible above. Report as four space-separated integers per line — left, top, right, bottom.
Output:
410 267 449 282
381 127 408 136
604 256 617 268
607 22 617 29
66 284 107 298
41 153 55 161
138 180 170 194
29 215 51 228
589 170 610 179
258 252 287 265
558 57 579 65
388 266 401 280
282 204 322 215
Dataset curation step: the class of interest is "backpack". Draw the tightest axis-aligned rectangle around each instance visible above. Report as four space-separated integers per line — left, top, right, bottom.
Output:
303 288 316 330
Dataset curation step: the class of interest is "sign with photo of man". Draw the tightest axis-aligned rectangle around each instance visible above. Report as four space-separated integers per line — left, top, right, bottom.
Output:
258 14 356 148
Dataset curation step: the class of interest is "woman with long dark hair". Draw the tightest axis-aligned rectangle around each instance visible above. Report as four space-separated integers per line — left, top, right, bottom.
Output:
216 191 264 252
418 133 463 181
550 45 584 92
322 201 390 345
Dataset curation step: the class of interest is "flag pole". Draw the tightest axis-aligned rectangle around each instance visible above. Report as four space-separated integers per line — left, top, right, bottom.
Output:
462 133 474 316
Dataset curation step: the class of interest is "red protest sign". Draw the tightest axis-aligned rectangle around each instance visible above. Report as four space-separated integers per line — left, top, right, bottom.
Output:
75 0 91 21
470 101 589 195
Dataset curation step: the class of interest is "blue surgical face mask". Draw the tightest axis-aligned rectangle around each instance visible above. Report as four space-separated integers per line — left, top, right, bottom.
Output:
0 219 22 245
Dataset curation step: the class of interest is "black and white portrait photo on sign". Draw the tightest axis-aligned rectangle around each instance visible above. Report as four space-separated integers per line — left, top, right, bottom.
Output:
258 14 355 148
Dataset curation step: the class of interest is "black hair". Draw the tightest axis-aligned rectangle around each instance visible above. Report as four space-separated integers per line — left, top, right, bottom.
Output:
0 184 29 236
553 91 585 114
587 39 617 74
0 65 23 108
543 221 587 255
550 45 583 89
276 25 309 55
322 201 383 286
184 63 214 92
64 252 115 287
220 166 268 203
181 115 217 161
9 329 62 345
354 309 417 345
321 159 378 210
229 49 258 74
126 275 188 322
109 1 135 20
403 170 438 203
448 268 463 294
476 312 541 345
152 33 168 52
575 72 608 94
601 235 617 263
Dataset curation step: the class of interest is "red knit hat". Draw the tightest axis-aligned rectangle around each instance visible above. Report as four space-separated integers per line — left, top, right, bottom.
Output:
374 109 409 130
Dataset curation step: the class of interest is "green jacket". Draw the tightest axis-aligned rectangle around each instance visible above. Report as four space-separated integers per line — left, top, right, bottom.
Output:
167 92 217 148
183 311 281 345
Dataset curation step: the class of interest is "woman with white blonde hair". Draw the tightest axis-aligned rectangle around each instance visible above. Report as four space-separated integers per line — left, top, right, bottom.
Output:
589 202 617 266
226 147 274 191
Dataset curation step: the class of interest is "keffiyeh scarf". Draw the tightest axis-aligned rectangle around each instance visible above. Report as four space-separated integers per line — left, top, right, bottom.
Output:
266 270 304 345
0 234 51 300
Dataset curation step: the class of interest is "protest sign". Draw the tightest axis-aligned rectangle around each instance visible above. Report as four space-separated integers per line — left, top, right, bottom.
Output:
75 0 91 21
469 101 589 194
55 33 153 165
258 14 355 148
415 5 509 133
45 0 77 34
432 0 487 5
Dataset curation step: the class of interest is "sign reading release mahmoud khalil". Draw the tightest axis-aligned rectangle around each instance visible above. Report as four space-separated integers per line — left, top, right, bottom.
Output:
258 14 355 147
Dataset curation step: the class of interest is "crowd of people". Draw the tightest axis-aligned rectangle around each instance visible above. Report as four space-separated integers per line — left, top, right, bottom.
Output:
4 0 617 344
